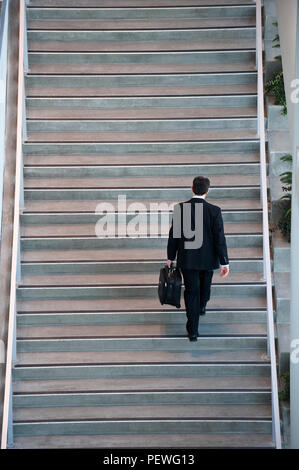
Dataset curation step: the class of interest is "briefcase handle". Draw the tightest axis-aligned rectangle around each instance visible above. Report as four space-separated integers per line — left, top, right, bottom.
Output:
166 262 181 277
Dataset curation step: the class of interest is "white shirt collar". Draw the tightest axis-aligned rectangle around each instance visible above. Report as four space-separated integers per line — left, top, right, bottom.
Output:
192 195 206 199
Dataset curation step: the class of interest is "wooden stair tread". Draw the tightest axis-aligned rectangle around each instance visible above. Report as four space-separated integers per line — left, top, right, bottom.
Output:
24 174 259 189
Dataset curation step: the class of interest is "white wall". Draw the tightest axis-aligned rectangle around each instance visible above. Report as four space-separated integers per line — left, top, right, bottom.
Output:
276 0 297 140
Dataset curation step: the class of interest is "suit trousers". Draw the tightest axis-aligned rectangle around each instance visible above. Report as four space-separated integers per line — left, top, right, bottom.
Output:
181 269 214 336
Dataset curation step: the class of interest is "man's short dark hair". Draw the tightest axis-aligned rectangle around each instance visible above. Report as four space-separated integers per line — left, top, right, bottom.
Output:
192 176 210 196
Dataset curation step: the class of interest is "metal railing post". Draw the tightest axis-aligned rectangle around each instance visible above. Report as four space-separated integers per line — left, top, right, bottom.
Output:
0 0 9 239
6 382 14 448
23 2 29 74
1 0 27 449
22 81 27 141
256 0 282 449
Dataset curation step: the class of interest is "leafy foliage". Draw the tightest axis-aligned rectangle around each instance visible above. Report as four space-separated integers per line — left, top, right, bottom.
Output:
278 154 292 242
265 71 287 115
279 374 290 403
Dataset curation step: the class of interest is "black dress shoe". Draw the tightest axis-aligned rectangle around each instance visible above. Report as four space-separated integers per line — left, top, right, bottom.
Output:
188 335 198 342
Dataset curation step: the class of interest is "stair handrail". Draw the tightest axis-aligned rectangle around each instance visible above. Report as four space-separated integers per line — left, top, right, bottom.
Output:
1 0 27 449
0 0 9 238
256 0 282 449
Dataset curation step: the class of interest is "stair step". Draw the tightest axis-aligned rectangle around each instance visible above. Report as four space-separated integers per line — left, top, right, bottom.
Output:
26 95 257 119
16 283 266 301
21 210 263 225
26 95 258 108
17 322 268 339
12 432 274 449
27 107 257 120
23 198 262 212
16 337 268 354
20 258 264 273
20 255 264 275
13 404 272 421
26 117 258 142
25 72 258 97
23 139 261 155
28 29 256 52
20 223 262 238
16 310 268 326
20 234 263 249
27 6 256 21
13 363 270 381
20 247 263 264
24 161 260 177
29 40 256 53
15 349 269 366
13 418 272 438
17 296 267 313
24 175 260 189
12 375 271 394
26 116 258 129
27 130 258 142
26 84 258 98
20 272 265 287
28 18 256 33
24 152 260 166
28 51 256 74
13 390 271 409
28 28 256 44
23 272 266 288
28 1 257 8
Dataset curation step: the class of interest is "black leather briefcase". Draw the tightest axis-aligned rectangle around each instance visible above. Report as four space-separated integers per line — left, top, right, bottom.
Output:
158 264 182 309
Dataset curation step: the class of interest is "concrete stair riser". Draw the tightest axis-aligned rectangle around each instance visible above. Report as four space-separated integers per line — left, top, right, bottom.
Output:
23 140 261 155
24 188 262 204
16 310 268 327
13 363 271 380
27 7 257 21
16 323 268 338
27 0 258 7
24 163 261 180
20 259 265 275
26 95 258 112
13 419 272 438
13 391 272 408
25 72 258 92
16 283 267 301
28 51 256 66
20 234 263 250
27 118 258 134
15 337 268 353
20 210 263 226
28 28 257 45
11 434 274 449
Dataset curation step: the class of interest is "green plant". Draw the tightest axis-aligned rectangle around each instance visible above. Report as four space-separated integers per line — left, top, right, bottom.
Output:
265 71 287 115
278 154 292 242
272 22 282 61
264 23 285 111
279 373 290 402
280 154 292 193
278 205 291 242
272 22 280 48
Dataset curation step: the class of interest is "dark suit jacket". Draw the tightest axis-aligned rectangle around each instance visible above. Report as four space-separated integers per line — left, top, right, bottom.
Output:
167 197 229 270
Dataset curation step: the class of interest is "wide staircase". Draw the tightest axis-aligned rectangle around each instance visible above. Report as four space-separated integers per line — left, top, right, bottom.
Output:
12 0 275 448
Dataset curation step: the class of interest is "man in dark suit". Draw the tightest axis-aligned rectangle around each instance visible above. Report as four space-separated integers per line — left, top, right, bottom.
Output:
167 176 229 341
